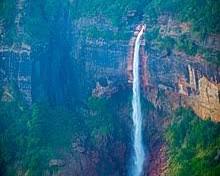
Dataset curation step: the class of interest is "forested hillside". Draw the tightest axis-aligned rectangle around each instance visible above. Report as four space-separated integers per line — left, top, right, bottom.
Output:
0 0 219 175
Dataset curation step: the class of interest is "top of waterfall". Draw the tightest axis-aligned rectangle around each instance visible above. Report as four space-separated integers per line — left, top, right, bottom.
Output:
134 24 146 38
135 24 146 32
140 24 146 34
142 24 146 31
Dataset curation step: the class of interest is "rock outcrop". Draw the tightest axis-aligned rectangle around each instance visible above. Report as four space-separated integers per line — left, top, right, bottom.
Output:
0 0 32 104
0 43 32 104
126 20 220 176
147 144 168 176
143 29 220 122
127 24 148 86
1 3 219 175
188 77 220 121
49 159 65 167
92 81 118 98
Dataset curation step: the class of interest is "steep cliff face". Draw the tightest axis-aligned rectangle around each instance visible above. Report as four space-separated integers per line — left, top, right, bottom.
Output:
0 44 31 103
1 1 220 175
0 0 32 104
145 46 220 117
2 2 219 114
188 77 220 121
141 15 220 121
125 14 220 175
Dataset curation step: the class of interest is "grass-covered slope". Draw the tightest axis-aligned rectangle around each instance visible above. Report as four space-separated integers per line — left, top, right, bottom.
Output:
166 108 220 176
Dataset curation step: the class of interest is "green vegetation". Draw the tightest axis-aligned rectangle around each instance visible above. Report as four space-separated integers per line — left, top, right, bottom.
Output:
204 50 220 66
143 0 220 66
0 0 16 44
86 97 114 139
1 0 220 175
0 99 77 175
24 0 70 43
166 108 220 176
0 86 129 175
175 35 198 56
1 0 219 65
73 0 220 34
144 0 220 34
71 0 145 25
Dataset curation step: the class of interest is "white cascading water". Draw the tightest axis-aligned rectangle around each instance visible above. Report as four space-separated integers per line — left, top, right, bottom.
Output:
131 25 145 176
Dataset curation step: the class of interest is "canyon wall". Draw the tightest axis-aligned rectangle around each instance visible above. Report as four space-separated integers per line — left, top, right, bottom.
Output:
0 0 32 104
1 1 219 174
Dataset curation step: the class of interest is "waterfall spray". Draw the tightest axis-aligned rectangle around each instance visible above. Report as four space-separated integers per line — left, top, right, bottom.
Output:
131 25 145 176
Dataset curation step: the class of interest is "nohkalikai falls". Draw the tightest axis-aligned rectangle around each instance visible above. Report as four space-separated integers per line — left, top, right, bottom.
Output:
131 24 145 176
0 1 220 176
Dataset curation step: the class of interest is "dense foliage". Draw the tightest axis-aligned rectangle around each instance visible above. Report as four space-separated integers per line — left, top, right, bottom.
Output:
2 0 219 38
0 86 129 175
166 108 220 176
1 0 220 175
144 0 220 34
1 0 219 64
144 0 220 66
0 100 76 175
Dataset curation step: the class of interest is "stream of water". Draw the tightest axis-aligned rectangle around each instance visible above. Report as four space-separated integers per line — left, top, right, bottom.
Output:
131 25 145 176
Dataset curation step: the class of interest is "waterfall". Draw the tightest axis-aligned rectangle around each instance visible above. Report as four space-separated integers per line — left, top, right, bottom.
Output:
131 25 145 176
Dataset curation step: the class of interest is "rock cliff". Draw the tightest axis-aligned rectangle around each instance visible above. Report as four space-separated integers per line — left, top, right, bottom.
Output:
0 1 219 175
0 0 32 104
188 77 220 121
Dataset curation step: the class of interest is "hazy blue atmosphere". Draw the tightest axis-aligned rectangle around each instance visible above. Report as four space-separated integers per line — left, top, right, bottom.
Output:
0 0 220 176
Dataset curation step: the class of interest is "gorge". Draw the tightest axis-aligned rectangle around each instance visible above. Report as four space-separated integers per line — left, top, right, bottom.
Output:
0 1 220 176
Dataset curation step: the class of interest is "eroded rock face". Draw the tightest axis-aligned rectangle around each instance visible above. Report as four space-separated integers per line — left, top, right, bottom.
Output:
49 159 65 167
75 36 128 96
143 26 220 122
1 85 14 102
92 81 118 98
158 15 191 38
1 5 219 174
62 151 99 176
128 16 220 175
0 0 32 104
188 77 220 122
0 43 32 104
60 137 127 176
147 144 168 176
